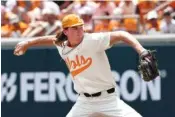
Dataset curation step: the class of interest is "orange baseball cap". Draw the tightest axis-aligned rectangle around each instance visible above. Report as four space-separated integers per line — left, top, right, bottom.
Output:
62 14 84 29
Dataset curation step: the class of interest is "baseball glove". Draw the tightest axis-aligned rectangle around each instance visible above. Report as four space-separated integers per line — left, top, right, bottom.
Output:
138 50 159 81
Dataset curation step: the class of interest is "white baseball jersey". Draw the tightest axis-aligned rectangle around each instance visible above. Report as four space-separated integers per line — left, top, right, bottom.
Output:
56 32 116 94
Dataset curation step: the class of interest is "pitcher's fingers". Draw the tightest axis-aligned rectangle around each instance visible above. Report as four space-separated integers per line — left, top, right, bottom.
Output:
14 48 20 55
14 51 18 55
14 49 18 54
14 52 19 56
14 46 21 52
16 53 20 56
18 51 23 55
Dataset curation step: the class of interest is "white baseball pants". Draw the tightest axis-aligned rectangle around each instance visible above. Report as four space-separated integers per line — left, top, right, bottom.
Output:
66 91 142 117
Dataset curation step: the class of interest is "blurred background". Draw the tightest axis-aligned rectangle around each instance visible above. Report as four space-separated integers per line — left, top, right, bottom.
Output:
1 0 175 36
1 0 175 117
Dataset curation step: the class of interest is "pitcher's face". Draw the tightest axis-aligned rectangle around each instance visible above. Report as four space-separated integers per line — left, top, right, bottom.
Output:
64 25 84 46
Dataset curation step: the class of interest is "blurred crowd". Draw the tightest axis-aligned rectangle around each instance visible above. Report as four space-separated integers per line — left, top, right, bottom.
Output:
1 0 175 38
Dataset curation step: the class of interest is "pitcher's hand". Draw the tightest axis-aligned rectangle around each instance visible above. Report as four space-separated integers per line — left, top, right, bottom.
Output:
14 41 29 56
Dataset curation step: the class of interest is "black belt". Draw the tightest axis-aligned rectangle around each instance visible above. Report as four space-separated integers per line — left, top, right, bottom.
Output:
83 88 115 97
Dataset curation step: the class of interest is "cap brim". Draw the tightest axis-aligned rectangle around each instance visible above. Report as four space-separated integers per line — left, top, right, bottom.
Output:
69 23 84 28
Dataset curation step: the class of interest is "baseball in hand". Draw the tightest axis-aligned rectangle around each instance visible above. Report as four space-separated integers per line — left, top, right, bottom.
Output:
18 51 23 55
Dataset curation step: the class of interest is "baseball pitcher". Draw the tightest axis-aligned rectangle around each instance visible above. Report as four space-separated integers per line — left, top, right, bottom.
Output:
14 14 159 117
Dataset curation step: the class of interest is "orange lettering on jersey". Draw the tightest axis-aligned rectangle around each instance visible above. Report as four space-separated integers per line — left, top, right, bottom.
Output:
65 55 92 77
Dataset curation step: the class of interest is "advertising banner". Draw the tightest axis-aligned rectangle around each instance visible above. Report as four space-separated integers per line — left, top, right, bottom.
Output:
2 46 174 117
